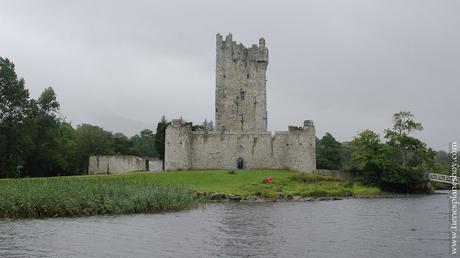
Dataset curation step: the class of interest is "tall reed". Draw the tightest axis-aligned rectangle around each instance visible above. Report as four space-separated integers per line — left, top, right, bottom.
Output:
0 176 201 219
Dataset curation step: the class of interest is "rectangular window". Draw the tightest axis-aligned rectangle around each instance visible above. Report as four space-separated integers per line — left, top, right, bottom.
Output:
240 88 245 100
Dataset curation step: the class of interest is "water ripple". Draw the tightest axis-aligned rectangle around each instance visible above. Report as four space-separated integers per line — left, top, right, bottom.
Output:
0 194 452 258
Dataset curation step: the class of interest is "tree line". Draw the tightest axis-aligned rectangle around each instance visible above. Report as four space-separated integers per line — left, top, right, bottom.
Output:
0 57 169 177
316 111 454 193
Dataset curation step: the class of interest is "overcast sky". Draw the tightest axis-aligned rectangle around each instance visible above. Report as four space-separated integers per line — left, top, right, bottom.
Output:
1 0 458 150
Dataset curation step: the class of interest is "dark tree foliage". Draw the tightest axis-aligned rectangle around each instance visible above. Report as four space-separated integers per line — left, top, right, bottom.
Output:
130 129 157 157
316 133 342 170
340 141 359 170
112 132 132 155
154 116 169 162
351 111 435 193
24 87 78 177
0 58 82 177
435 150 450 165
192 124 204 131
0 57 31 177
351 129 392 186
75 124 115 173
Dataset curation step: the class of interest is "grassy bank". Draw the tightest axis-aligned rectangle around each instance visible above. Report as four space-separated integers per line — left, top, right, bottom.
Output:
0 169 381 219
0 176 200 219
127 169 380 198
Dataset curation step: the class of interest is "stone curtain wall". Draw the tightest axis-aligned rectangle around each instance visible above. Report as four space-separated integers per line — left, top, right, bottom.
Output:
165 120 316 172
88 155 147 175
191 132 287 170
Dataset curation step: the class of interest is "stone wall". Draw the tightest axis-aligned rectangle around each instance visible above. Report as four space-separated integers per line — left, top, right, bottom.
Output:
215 33 268 132
148 160 163 171
88 155 147 175
165 120 316 172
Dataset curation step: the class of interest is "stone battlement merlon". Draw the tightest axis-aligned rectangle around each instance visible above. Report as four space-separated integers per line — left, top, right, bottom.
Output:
170 119 313 136
216 33 268 63
288 120 315 132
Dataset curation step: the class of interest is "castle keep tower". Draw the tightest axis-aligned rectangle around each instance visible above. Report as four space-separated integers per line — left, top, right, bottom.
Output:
215 33 269 132
165 33 316 172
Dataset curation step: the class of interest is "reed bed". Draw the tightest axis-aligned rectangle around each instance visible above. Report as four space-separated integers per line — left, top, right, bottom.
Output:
0 176 201 219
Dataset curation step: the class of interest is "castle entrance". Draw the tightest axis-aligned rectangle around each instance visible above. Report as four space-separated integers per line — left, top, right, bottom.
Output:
236 158 244 169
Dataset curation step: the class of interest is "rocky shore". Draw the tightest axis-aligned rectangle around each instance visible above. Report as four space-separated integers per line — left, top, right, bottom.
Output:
197 192 437 203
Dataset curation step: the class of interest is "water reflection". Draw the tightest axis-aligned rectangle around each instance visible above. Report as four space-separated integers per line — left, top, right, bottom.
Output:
214 203 281 257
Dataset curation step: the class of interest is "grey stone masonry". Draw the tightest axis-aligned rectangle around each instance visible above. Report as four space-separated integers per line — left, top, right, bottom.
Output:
165 119 316 172
165 34 316 172
88 155 147 174
215 33 268 132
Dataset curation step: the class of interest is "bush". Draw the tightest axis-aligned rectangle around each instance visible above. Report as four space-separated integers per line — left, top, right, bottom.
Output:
290 173 343 183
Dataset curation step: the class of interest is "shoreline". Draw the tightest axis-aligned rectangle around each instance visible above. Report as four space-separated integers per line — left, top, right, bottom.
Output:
1 171 442 219
203 192 445 203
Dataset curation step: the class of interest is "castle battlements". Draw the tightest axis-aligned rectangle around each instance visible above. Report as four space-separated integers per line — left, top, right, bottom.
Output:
216 33 268 64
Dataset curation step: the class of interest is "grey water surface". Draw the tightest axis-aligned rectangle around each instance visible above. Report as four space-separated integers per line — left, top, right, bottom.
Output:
0 193 451 258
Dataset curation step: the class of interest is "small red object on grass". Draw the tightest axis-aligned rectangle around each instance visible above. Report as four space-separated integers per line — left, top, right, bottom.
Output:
263 177 273 184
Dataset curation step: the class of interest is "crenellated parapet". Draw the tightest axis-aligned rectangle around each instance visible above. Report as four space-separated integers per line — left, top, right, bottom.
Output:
216 33 268 64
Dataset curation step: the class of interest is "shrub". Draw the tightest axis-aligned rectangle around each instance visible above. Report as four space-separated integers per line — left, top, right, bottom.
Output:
290 173 343 183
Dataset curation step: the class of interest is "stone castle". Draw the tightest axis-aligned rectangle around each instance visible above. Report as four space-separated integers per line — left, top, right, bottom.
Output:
164 33 316 172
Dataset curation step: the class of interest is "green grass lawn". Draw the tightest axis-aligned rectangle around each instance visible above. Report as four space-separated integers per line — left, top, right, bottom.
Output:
0 169 381 219
93 169 381 198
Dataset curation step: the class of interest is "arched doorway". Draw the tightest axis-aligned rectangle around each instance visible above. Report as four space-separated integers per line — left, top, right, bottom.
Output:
236 157 244 169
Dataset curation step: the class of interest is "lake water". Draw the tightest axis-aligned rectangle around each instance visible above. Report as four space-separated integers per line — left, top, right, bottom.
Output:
0 192 452 258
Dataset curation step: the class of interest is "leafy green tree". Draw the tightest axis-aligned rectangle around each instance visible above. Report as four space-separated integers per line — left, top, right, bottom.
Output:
435 150 450 165
24 87 78 177
130 129 157 157
0 57 31 177
432 150 451 174
351 112 435 193
112 132 132 155
383 111 435 192
316 133 342 170
351 129 391 186
340 141 359 170
154 116 169 163
384 111 424 168
75 124 115 173
54 122 78 175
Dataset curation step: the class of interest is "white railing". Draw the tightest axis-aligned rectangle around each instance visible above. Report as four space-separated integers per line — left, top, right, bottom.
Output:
428 173 458 184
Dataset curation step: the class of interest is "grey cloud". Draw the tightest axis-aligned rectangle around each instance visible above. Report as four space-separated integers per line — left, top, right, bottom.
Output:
1 0 458 150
